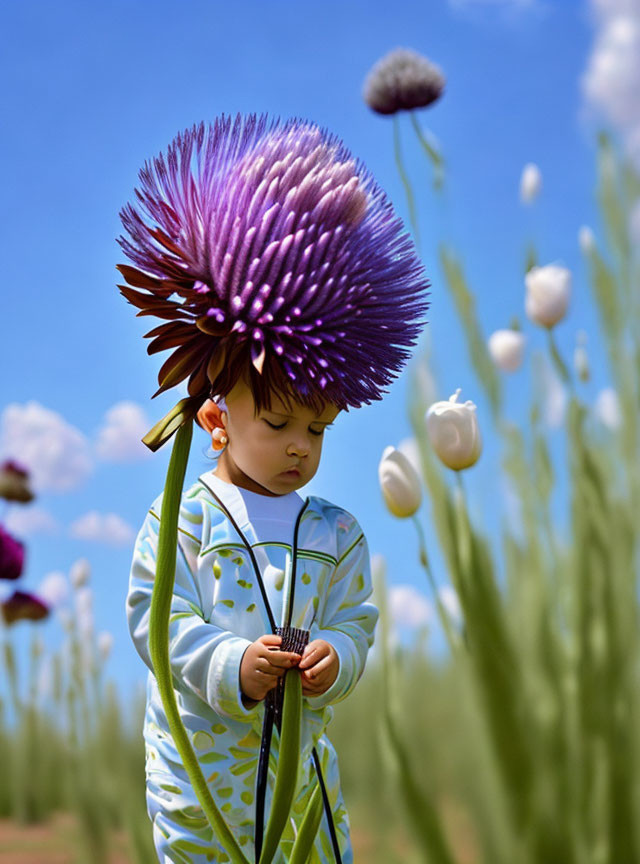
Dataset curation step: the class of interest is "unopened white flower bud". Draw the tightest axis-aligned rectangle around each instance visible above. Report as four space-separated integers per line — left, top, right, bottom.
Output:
378 446 422 518
425 389 482 471
525 263 571 329
519 162 542 204
488 329 526 372
69 559 91 589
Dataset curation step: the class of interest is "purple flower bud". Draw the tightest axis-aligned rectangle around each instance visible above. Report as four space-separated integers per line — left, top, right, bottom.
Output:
0 524 25 581
363 48 446 115
1 590 49 625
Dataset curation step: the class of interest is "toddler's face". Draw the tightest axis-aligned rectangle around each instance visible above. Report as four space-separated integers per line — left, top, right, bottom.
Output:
215 377 340 497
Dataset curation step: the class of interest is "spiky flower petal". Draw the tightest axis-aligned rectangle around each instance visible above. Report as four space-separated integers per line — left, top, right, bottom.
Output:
117 113 430 424
363 48 445 115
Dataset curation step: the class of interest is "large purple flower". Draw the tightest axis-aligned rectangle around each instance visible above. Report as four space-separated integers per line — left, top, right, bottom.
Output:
117 113 430 448
0 524 24 581
1 590 49 625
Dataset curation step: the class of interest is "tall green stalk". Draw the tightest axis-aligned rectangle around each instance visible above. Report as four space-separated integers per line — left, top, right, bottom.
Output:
149 419 250 864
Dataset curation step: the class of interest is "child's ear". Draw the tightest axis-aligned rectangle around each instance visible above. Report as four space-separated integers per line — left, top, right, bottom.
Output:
196 399 224 433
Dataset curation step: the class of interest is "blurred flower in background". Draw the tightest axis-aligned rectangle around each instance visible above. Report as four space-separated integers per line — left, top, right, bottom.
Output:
0 524 25 582
578 224 596 254
0 460 34 503
488 327 526 373
519 162 542 204
594 387 622 430
525 263 572 329
1 590 49 625
363 46 445 115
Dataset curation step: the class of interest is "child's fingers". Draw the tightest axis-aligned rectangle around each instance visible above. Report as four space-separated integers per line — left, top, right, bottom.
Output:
300 654 332 679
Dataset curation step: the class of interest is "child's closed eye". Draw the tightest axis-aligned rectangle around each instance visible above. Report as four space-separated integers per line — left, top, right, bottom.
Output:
263 420 332 436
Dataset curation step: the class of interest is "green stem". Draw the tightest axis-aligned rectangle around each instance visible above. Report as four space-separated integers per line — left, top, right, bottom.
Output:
289 783 324 863
409 111 446 193
411 514 463 657
547 327 574 393
393 114 421 254
259 670 303 864
149 420 250 864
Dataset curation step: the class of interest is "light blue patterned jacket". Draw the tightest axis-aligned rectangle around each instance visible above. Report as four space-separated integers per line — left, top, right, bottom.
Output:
126 472 378 864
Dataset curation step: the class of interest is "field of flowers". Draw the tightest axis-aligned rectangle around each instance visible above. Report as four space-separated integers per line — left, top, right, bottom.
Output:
2 44 639 864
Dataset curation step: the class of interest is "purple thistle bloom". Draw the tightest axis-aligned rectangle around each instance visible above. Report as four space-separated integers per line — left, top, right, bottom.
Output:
117 113 430 415
0 524 25 581
1 590 49 625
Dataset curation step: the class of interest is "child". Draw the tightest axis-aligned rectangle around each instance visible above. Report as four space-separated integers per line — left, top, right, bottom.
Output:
119 113 430 863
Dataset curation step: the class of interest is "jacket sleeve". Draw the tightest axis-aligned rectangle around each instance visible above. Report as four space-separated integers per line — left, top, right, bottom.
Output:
304 510 379 710
126 490 261 724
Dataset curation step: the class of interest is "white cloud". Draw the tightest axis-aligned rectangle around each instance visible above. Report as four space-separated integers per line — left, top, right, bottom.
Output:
438 585 463 624
581 0 640 170
94 401 154 462
388 584 433 632
37 571 69 609
0 402 93 493
69 510 135 546
4 505 60 538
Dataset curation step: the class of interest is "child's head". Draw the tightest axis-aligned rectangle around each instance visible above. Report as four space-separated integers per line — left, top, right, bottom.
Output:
199 364 340 497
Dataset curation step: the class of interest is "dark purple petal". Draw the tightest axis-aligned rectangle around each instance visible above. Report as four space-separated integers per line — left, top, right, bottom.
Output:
0 525 25 581
1 590 49 625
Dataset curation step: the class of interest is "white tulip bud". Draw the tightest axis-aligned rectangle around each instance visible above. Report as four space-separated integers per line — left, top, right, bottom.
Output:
519 162 542 204
578 225 595 255
573 330 590 382
378 446 423 518
488 329 526 372
425 389 482 471
594 387 621 431
97 631 114 661
69 558 91 589
525 263 571 329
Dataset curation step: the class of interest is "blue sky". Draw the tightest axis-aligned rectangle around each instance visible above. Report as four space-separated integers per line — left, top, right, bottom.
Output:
0 0 623 700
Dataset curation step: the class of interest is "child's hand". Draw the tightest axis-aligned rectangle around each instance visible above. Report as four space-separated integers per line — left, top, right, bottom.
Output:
240 634 301 702
297 639 339 698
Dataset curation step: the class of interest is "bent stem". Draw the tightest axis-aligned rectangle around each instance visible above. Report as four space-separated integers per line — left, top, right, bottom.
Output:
149 419 250 864
411 514 463 657
409 110 446 193
259 669 303 864
393 114 421 254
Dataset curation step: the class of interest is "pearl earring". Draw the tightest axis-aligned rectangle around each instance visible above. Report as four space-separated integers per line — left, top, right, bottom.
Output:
211 427 228 449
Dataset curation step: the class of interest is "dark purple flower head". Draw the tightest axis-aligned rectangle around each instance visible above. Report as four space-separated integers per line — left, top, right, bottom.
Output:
0 524 24 581
1 590 49 625
363 48 446 115
0 460 34 503
117 113 430 420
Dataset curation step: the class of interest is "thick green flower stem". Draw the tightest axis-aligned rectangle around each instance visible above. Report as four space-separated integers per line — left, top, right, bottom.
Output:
258 669 303 864
149 420 250 864
289 783 324 863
